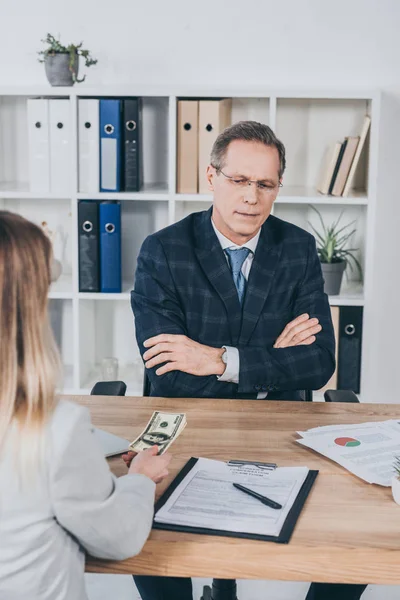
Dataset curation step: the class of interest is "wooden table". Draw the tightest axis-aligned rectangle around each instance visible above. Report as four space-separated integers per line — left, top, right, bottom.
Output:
72 395 400 584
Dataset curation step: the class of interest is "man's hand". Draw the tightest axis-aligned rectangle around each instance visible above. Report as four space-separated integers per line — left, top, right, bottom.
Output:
143 334 225 377
273 313 322 349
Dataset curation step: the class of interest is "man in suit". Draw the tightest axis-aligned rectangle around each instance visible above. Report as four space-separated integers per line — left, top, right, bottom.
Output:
130 121 367 600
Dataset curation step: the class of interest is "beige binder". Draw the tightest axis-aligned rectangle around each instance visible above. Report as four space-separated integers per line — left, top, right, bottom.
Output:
198 99 232 194
318 305 339 393
177 100 199 194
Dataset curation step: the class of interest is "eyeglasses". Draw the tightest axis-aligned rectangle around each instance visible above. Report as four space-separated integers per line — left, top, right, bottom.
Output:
214 167 283 195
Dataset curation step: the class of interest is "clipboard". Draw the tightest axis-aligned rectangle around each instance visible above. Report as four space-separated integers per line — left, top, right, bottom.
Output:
153 457 318 544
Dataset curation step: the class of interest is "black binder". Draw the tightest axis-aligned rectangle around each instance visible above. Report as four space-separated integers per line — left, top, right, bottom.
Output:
78 200 100 292
153 457 318 544
338 306 363 393
123 97 143 191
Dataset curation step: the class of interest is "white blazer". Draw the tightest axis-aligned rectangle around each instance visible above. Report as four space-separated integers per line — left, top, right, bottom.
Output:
0 400 156 600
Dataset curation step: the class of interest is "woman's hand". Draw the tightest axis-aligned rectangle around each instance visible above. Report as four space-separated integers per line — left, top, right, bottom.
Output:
126 446 171 483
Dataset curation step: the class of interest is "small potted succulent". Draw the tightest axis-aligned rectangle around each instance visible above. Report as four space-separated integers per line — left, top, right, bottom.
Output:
308 205 363 295
392 456 400 505
38 33 97 87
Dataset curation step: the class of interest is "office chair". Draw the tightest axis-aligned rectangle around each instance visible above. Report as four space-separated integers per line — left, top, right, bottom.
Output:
141 372 315 402
91 375 358 600
91 380 127 396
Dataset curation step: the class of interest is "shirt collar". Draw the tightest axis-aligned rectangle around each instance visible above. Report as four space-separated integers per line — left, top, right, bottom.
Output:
211 218 260 254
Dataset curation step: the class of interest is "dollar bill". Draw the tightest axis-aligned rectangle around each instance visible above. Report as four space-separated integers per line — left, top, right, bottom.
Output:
129 411 187 455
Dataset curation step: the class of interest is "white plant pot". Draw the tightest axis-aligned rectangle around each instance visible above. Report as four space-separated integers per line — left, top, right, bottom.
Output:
391 476 400 505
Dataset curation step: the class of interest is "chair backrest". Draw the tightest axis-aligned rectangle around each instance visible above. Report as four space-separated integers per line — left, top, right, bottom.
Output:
303 390 313 402
141 371 312 401
143 370 151 397
90 381 127 396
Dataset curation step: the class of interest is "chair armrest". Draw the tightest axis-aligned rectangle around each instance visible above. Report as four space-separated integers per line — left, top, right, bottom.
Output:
324 389 359 403
90 381 127 397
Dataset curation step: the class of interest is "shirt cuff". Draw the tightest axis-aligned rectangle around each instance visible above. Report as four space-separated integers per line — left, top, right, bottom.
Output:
217 346 239 384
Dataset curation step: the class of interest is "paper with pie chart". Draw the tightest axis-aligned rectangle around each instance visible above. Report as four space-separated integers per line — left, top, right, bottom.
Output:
297 419 400 486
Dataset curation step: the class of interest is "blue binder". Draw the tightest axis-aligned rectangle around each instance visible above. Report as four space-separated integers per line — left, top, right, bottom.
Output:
100 99 122 192
99 201 122 293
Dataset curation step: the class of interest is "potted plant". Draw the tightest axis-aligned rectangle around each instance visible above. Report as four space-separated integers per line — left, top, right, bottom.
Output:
308 205 363 295
38 33 97 87
392 457 400 505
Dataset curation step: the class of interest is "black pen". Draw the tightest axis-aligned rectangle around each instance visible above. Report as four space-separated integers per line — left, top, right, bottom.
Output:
232 483 283 509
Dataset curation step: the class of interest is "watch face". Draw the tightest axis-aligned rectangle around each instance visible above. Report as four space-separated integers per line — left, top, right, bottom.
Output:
222 350 228 364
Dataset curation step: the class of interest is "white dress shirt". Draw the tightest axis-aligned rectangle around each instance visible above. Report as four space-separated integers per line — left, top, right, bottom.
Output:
211 219 268 399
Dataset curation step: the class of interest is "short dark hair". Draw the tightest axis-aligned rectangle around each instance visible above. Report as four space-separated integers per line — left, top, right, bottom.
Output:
210 120 286 179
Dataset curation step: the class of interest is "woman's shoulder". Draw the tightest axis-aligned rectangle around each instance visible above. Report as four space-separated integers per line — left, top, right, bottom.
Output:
49 400 91 452
52 398 90 425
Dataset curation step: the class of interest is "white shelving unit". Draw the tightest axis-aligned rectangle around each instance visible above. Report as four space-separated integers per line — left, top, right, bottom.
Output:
0 84 395 402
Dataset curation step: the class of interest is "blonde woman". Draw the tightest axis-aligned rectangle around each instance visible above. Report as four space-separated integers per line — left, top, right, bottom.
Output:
0 211 171 600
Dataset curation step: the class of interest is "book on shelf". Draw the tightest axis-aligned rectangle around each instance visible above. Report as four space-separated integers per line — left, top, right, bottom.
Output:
331 136 360 197
342 115 371 197
317 142 342 195
318 115 371 197
328 139 347 195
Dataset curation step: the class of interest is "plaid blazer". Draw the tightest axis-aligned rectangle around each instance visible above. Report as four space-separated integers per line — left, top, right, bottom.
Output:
131 207 335 400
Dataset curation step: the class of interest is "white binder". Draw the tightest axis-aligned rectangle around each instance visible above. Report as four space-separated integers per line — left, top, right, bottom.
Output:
49 99 71 195
78 99 99 193
27 98 50 193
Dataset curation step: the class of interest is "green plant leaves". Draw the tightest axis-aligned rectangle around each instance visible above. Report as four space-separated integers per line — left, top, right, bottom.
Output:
37 33 98 72
308 204 363 281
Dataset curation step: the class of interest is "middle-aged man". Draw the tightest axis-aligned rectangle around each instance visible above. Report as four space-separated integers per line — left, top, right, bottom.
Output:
130 121 367 600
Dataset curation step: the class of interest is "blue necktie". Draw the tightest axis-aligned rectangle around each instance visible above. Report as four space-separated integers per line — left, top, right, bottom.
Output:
225 247 251 305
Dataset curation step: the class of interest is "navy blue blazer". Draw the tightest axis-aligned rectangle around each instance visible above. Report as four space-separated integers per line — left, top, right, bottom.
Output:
131 208 335 400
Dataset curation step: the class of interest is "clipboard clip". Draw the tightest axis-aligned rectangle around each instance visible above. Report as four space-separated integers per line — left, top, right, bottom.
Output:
227 459 277 471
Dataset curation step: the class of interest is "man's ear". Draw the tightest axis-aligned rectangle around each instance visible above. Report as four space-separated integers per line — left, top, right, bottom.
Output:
206 165 215 191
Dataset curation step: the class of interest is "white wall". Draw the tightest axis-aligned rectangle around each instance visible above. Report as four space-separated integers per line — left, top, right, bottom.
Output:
3 1 399 599
0 0 399 88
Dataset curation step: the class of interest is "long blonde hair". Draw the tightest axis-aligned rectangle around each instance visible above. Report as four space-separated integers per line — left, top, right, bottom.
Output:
0 211 61 471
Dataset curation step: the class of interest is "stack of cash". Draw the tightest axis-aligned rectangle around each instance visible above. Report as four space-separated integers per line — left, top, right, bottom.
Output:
129 411 187 455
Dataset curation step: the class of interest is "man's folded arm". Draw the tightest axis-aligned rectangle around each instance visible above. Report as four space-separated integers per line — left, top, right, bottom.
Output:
237 236 336 395
131 236 234 398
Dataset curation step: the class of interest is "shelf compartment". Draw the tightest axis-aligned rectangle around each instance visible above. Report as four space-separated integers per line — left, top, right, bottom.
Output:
49 299 75 390
78 299 143 394
275 98 371 196
49 273 74 299
77 182 169 201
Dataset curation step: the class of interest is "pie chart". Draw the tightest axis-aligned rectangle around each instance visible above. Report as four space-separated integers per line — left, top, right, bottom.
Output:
334 437 361 447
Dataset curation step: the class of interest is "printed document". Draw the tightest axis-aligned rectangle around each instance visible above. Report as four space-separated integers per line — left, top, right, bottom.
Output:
298 419 400 486
155 458 309 537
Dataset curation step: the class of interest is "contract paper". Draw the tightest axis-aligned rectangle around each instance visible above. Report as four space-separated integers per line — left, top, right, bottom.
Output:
298 419 400 486
155 458 309 537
